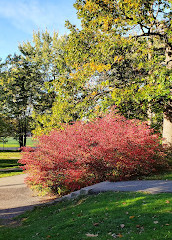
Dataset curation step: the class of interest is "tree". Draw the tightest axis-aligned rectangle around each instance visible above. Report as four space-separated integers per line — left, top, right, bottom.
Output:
0 30 68 141
0 54 45 147
18 31 70 136
0 116 12 140
72 0 172 145
65 22 152 121
0 59 16 144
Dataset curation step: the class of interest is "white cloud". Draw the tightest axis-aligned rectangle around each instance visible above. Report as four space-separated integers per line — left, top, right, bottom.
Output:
0 0 79 35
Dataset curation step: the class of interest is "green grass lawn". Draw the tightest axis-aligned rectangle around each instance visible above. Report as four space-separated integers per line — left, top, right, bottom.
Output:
0 152 21 160
0 137 36 148
0 152 23 178
0 192 171 240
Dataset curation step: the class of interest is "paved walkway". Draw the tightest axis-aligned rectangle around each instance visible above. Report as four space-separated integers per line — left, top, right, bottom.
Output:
0 174 172 221
84 180 172 194
0 174 55 221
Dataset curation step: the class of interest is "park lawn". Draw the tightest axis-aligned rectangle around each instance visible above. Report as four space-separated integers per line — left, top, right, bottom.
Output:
0 152 23 178
0 172 24 178
0 192 171 240
0 152 21 160
0 137 36 148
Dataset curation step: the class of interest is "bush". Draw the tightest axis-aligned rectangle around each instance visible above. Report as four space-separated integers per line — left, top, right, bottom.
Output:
19 112 168 195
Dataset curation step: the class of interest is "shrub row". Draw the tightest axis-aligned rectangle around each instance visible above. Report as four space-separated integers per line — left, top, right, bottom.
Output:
20 112 168 195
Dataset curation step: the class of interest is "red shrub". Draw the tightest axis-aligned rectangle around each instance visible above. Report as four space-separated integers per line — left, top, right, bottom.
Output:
19 112 168 195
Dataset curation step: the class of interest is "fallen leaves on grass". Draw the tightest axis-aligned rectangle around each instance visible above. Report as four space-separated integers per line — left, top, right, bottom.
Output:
77 213 83 217
86 233 98 237
46 235 51 239
120 224 125 228
111 233 123 238
118 233 123 238
93 222 99 226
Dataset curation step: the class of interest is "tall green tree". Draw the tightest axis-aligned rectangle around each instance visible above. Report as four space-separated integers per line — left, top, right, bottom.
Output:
65 22 152 121
37 12 161 134
18 31 71 135
0 59 16 143
18 30 63 114
72 0 172 144
0 54 45 147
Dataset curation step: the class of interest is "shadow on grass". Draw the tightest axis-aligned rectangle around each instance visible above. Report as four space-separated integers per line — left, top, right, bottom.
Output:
0 204 41 221
0 159 21 169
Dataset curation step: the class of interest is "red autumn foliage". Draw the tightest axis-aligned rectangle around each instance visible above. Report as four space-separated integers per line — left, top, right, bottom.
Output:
19 112 168 195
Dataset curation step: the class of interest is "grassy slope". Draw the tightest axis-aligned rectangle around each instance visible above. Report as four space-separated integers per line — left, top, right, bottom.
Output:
0 192 171 240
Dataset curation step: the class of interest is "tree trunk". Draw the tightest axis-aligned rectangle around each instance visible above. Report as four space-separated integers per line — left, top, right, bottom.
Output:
147 104 153 126
19 121 23 148
162 45 172 146
19 132 23 148
24 118 27 146
19 120 24 148
147 38 153 127
163 113 172 146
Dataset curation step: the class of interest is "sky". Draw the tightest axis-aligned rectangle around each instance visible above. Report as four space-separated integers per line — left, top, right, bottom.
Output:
0 0 81 60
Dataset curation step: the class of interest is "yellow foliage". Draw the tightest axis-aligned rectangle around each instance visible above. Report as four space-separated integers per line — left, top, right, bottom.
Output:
120 0 140 9
114 56 124 63
83 62 111 73
91 91 97 96
114 18 119 23
102 0 114 9
84 0 99 13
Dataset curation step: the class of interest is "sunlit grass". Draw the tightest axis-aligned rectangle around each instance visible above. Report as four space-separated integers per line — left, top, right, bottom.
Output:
0 192 171 240
0 152 21 159
0 171 24 178
0 137 36 148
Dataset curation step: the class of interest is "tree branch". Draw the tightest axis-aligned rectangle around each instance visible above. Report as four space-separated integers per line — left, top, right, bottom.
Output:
134 32 165 39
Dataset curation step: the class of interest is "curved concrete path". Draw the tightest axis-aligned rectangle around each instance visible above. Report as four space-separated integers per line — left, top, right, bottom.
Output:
0 174 54 221
0 174 172 221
